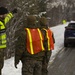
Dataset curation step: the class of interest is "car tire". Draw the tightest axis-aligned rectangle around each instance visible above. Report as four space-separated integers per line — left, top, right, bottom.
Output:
64 39 68 47
64 42 68 47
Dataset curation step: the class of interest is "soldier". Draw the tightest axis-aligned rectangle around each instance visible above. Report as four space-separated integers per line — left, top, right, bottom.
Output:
14 15 46 75
0 7 17 75
39 16 55 75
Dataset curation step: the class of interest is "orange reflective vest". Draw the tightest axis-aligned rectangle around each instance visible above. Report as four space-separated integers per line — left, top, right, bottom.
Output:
44 28 54 50
25 28 45 54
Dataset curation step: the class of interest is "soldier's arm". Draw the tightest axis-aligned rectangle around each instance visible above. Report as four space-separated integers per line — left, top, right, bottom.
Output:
4 8 17 24
4 12 13 24
52 33 55 43
14 29 25 66
41 29 48 63
41 29 48 50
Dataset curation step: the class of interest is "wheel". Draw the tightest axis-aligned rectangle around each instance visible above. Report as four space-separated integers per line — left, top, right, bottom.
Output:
64 39 68 47
64 42 68 47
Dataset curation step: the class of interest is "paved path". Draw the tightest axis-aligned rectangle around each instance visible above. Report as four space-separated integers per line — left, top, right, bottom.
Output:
48 47 75 75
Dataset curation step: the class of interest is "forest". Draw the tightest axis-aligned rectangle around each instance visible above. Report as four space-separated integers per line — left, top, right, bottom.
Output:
0 0 75 58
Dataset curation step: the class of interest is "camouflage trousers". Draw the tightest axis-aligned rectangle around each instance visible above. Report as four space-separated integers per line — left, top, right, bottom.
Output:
0 49 4 70
22 59 42 75
42 51 52 75
0 69 1 75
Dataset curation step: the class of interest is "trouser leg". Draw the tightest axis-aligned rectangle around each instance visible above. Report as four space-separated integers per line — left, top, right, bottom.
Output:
22 59 42 75
34 61 42 75
42 61 48 75
42 51 52 75
22 59 34 75
0 69 2 75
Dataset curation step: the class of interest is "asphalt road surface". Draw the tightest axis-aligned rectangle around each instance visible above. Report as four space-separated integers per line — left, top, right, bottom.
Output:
48 46 75 75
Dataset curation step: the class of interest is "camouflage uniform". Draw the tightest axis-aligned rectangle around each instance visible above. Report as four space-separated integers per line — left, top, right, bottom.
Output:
39 17 55 75
15 15 46 75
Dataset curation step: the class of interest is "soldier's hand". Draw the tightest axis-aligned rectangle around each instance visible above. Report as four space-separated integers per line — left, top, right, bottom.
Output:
12 8 17 14
15 64 17 68
14 59 19 68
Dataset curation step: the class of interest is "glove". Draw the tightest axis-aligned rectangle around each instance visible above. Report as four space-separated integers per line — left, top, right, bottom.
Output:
15 63 18 68
12 8 17 14
14 61 19 69
15 64 17 68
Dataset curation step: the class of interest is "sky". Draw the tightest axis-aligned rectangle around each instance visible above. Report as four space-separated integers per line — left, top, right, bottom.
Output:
2 23 68 75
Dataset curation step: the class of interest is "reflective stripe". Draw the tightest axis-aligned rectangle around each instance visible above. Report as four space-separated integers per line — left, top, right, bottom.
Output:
37 29 44 51
2 33 6 44
0 40 6 43
46 30 50 50
8 13 13 17
0 33 6 45
43 28 50 50
2 40 6 44
0 44 6 48
4 13 13 24
0 21 5 29
1 33 6 39
26 28 34 54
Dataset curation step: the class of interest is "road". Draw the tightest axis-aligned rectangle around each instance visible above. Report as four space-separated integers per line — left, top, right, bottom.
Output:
48 46 75 75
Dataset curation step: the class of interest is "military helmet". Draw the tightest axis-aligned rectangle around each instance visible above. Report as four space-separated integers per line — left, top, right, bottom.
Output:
0 7 8 15
39 17 47 25
26 15 36 25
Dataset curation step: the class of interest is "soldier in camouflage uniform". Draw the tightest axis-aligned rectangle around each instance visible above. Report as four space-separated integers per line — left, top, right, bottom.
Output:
0 7 17 75
14 15 47 75
39 16 55 75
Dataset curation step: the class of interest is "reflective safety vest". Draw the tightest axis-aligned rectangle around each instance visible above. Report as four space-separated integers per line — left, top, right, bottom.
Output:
25 28 45 54
44 28 54 50
0 13 13 48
